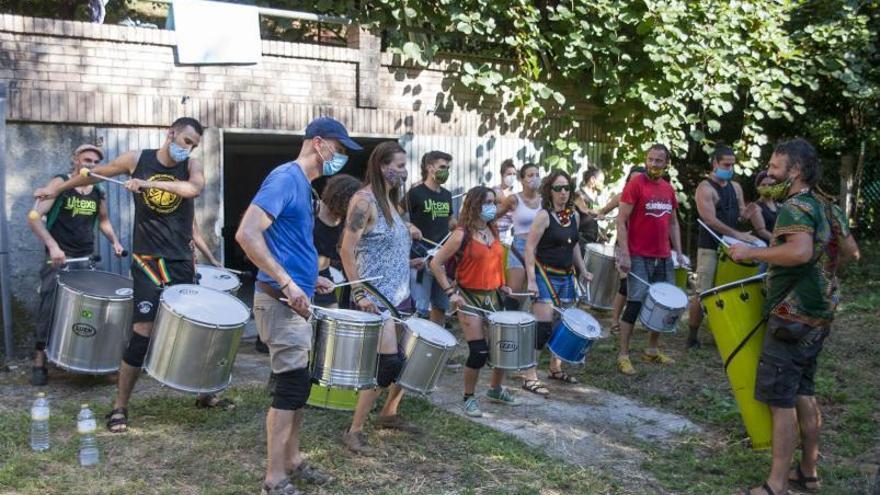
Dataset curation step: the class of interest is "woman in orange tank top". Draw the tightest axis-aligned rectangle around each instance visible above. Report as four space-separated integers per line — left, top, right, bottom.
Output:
430 186 517 417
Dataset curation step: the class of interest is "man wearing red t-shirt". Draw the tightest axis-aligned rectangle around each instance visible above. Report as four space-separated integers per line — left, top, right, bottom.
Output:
616 144 686 375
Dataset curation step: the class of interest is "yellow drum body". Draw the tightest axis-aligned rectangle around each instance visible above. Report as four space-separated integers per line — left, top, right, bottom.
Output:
700 274 771 450
674 267 688 291
714 248 761 287
307 384 359 411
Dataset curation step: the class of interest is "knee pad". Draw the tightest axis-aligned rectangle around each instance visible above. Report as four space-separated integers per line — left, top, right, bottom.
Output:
535 321 554 350
122 333 151 368
618 278 628 296
270 367 311 411
465 339 489 369
377 353 403 388
621 300 642 325
502 296 521 311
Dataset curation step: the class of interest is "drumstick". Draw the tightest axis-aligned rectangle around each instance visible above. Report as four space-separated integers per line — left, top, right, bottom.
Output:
80 168 128 187
628 272 651 287
506 291 534 297
452 308 482 318
28 199 41 221
697 218 729 248
47 254 101 265
452 192 466 199
333 276 383 289
461 304 492 314
223 268 246 275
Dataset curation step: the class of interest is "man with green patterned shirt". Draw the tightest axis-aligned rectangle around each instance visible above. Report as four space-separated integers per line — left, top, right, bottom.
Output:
729 138 859 495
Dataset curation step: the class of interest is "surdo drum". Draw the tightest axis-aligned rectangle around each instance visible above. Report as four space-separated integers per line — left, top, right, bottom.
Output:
581 243 619 310
638 282 688 333
195 264 241 295
396 318 457 394
486 311 537 370
310 308 383 390
547 308 602 364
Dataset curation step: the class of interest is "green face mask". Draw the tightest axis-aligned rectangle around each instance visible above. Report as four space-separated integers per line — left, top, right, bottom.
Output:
646 166 665 180
756 178 792 200
434 169 450 184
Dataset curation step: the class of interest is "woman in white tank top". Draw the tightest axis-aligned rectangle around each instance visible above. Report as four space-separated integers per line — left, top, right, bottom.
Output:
495 163 541 306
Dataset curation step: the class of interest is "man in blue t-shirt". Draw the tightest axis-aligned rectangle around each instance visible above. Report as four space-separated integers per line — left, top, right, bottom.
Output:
236 117 361 495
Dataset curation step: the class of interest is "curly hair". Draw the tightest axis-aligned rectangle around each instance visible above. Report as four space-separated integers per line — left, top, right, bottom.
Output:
540 169 575 211
458 186 499 237
321 174 362 221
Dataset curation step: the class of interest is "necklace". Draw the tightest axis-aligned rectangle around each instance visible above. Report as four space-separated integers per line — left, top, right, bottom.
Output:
555 207 574 226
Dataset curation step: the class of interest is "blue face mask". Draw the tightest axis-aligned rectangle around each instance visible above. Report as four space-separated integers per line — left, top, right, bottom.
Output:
319 143 348 176
714 168 734 181
480 204 497 222
168 142 190 163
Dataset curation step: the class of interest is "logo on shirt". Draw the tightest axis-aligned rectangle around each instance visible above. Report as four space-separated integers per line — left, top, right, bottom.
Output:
422 198 451 220
644 198 674 218
63 196 97 217
137 301 154 314
142 174 182 214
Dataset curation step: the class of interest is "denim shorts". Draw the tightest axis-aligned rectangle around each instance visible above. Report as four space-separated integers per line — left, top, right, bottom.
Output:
534 267 576 305
507 235 528 269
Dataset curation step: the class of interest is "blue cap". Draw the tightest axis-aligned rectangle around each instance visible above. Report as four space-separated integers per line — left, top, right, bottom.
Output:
304 117 363 151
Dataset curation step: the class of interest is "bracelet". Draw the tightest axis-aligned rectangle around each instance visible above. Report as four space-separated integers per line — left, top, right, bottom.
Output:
279 279 291 291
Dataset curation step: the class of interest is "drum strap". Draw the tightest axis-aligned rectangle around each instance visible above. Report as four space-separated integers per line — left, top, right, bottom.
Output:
361 281 401 319
132 254 170 287
536 262 573 308
723 279 798 372
459 288 499 312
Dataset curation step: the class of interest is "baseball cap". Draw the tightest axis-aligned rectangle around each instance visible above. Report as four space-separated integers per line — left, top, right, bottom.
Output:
304 117 363 151
73 144 104 160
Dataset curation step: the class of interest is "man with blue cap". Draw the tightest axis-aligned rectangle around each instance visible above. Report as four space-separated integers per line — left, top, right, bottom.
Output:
236 117 362 495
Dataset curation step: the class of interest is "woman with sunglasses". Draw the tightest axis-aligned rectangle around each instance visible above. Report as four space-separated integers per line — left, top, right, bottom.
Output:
430 186 518 417
522 170 591 395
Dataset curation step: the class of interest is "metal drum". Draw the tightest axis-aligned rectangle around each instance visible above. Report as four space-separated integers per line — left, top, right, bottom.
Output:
47 270 134 374
486 311 537 370
397 318 457 394
144 284 250 394
195 264 241 295
638 282 688 333
581 243 619 310
547 308 602 364
311 308 383 390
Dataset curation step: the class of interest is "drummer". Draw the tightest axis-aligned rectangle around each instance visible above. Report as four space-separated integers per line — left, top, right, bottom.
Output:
313 174 361 309
616 144 686 375
495 163 542 311
429 186 518 416
27 144 125 386
492 159 518 244
745 171 779 244
574 166 604 247
236 116 353 494
340 141 421 455
686 143 759 349
523 170 591 395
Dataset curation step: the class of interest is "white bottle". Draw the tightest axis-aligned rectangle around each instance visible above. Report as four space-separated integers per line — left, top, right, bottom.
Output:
30 392 50 452
77 404 99 467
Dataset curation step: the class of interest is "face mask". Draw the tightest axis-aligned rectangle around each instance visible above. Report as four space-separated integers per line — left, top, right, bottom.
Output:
646 166 664 180
503 175 516 188
480 204 497 222
714 168 734 181
757 178 792 200
434 169 449 184
168 141 190 163
384 168 407 187
527 177 540 190
318 143 348 176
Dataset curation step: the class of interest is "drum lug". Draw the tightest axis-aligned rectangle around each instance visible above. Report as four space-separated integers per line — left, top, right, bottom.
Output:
715 299 724 309
739 292 750 301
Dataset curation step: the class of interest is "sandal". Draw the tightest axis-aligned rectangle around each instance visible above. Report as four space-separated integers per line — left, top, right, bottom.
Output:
105 407 128 433
741 482 776 495
195 395 236 410
548 370 579 384
789 466 821 492
522 380 550 396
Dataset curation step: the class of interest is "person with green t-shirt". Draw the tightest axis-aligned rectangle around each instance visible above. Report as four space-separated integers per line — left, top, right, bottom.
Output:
729 138 860 495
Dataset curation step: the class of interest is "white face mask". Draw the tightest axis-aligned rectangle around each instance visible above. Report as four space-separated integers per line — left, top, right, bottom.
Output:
503 175 516 188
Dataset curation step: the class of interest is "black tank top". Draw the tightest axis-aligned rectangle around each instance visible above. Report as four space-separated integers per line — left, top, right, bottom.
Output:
758 202 778 232
697 179 740 249
132 150 194 260
313 215 343 268
46 174 104 257
536 210 578 269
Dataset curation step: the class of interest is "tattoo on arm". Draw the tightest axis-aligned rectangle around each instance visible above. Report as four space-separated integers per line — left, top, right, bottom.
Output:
347 197 370 232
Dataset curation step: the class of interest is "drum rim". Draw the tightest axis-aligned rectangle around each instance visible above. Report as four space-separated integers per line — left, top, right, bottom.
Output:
698 273 768 300
158 284 250 329
488 310 536 324
585 242 616 259
404 317 457 347
57 270 134 301
312 307 385 324
560 308 601 339
647 282 688 307
195 264 242 291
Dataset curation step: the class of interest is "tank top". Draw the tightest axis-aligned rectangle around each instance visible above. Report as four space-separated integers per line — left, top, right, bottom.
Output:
576 190 600 245
45 174 104 257
356 194 411 306
758 201 778 232
511 193 540 236
456 230 505 290
131 150 194 260
697 179 740 250
313 214 343 267
492 186 514 242
536 210 578 269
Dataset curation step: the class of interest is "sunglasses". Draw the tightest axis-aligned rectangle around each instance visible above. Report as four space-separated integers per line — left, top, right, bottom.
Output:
550 185 571 192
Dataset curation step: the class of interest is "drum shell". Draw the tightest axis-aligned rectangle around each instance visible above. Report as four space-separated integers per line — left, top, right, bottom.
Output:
674 267 688 290
307 384 358 411
486 317 537 370
547 322 594 364
47 273 133 374
311 314 381 390
397 323 456 394
582 244 619 310
714 250 761 287
144 300 244 394
638 286 686 333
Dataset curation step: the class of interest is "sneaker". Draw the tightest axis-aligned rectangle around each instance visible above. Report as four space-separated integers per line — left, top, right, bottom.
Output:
642 350 676 364
617 355 636 375
375 414 422 434
30 366 48 386
289 461 333 485
342 430 375 455
486 387 518 405
463 396 483 417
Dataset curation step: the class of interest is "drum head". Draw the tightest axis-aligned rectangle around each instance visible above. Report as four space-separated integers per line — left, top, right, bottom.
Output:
196 265 241 292
488 311 535 325
161 284 249 327
328 267 345 284
58 270 133 299
561 308 601 339
648 283 688 309
587 243 616 258
721 235 767 249
699 273 767 300
406 318 456 347
313 307 383 324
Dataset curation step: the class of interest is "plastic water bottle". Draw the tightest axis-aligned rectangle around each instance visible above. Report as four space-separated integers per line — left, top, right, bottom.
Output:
30 392 50 452
77 404 99 467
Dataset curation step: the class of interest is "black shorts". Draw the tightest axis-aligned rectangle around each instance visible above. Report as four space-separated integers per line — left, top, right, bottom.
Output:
754 316 827 408
132 257 196 323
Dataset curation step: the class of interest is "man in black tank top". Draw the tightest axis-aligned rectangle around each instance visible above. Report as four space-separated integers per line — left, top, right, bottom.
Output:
686 145 761 349
27 144 125 385
34 117 222 430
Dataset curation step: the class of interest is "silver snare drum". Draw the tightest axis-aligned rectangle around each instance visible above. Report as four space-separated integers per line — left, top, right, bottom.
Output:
397 318 457 394
582 243 619 310
196 264 241 295
145 284 250 393
47 270 134 374
311 308 384 390
639 282 688 333
486 311 537 370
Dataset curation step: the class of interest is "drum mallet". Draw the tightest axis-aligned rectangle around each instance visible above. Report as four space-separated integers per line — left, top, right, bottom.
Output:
80 167 128 187
27 199 41 221
332 276 383 289
49 254 102 265
223 267 247 275
697 218 730 248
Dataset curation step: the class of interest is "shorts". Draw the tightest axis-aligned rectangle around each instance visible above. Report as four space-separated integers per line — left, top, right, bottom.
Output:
253 291 313 374
506 235 528 269
131 256 195 323
627 256 673 302
460 288 502 312
695 248 719 293
754 316 827 408
410 267 449 316
534 266 576 305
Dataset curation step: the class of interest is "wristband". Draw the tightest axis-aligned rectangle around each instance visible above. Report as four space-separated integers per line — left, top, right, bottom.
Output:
279 279 291 291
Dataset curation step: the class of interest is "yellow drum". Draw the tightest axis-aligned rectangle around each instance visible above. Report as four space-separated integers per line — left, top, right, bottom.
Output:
671 250 691 291
714 237 764 286
700 273 771 450
307 384 358 411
